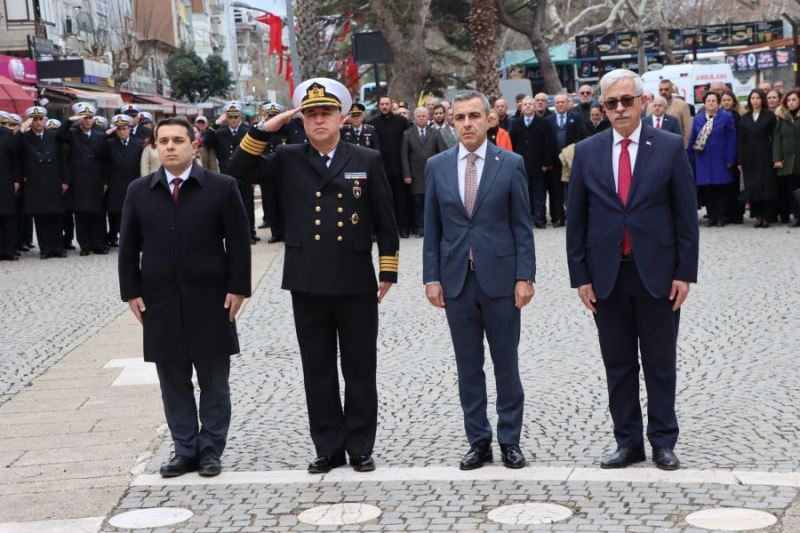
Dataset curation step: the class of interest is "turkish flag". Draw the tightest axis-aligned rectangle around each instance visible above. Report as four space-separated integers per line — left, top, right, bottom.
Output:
254 12 283 56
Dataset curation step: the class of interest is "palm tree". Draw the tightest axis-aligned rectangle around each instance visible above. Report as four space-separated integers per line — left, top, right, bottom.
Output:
469 0 500 101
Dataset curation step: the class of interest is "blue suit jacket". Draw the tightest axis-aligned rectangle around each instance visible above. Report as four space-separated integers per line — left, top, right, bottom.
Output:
423 142 535 299
566 123 699 300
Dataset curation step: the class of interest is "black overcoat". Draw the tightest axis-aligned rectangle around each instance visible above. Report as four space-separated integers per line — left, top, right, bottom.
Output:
56 123 109 213
19 129 65 215
738 110 779 202
100 136 145 213
118 164 252 363
205 125 249 174
508 115 556 179
0 128 20 216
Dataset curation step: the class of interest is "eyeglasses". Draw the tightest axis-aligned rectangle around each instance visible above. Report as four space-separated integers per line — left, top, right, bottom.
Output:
603 95 641 111
579 91 592 95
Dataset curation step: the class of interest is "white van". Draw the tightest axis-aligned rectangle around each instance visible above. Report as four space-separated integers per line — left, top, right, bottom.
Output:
641 64 737 106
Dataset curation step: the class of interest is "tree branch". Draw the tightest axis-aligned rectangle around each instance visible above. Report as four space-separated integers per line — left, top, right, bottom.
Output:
496 0 533 37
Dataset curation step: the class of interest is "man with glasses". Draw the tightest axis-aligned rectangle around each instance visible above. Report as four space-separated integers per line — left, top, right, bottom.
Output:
648 79 692 147
575 84 595 124
567 69 698 472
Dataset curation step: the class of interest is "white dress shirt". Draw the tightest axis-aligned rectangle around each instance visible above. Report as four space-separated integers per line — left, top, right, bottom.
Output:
651 114 664 128
611 122 641 193
166 165 193 194
457 139 488 203
318 148 336 167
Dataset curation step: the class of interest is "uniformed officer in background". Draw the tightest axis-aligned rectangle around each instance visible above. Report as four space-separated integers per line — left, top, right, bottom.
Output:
0 110 21 260
19 106 67 259
119 104 151 141
341 103 380 150
205 101 257 244
229 77 399 474
101 114 145 247
257 102 290 242
4 113 34 254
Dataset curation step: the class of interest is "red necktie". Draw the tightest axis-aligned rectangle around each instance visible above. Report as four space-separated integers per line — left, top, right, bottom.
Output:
618 139 633 255
171 177 181 205
656 117 662 129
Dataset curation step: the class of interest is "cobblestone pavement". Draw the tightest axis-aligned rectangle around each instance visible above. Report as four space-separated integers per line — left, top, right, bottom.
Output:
0 251 125 406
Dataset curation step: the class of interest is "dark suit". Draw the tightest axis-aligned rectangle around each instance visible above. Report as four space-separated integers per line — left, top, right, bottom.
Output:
56 123 109 252
118 164 251 457
509 115 555 225
19 129 65 256
402 125 446 231
205 125 256 238
341 123 380 150
645 113 682 136
566 124 699 450
130 124 151 141
0 128 21 258
369 113 413 232
230 128 399 460
100 136 144 243
548 111 587 224
423 141 534 445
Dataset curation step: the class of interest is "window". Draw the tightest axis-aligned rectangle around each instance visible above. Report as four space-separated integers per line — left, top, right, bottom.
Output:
6 0 34 22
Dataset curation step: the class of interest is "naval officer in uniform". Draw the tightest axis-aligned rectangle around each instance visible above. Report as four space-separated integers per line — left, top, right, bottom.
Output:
341 103 380 150
229 77 399 474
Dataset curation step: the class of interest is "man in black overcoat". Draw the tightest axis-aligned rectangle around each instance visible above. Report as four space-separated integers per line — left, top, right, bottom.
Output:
0 116 21 260
229 77 399 474
118 117 251 478
19 106 67 258
100 114 144 246
56 102 110 255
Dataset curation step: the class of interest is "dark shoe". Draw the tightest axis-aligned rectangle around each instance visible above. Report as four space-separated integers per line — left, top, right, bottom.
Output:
16 245 30 252
653 448 680 470
250 237 258 245
258 222 269 229
705 219 716 227
762 221 770 228
552 217 565 228
308 455 346 474
267 235 284 243
65 244 76 250
600 447 646 469
398 229 409 238
716 220 726 227
159 455 198 478
350 454 376 472
108 240 119 248
414 229 424 238
534 222 547 229
499 444 526 469
198 449 222 477
459 439 493 470
52 251 68 258
93 248 109 255
791 220 800 228
252 235 261 241
79 250 91 256
40 253 48 259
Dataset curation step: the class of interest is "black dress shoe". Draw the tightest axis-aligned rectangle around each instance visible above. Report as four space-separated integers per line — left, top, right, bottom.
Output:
253 235 261 241
53 250 67 258
652 448 680 470
159 455 198 478
198 449 222 477
250 237 258 245
40 253 49 259
108 240 119 248
258 222 269 229
65 244 76 250
93 248 109 255
534 222 547 229
308 455 346 474
459 440 493 470
600 447 646 469
267 235 284 243
500 444 526 469
79 250 91 256
350 454 376 472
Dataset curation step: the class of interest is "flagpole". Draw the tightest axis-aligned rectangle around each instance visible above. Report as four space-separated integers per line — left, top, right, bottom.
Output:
285 0 301 89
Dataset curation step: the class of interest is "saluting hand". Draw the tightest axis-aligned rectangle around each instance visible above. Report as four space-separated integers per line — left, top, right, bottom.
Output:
224 293 245 322
577 283 597 314
128 297 146 325
377 282 393 304
258 107 301 133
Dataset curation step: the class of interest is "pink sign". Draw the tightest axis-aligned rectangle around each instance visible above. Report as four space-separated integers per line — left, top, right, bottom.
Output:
0 55 37 84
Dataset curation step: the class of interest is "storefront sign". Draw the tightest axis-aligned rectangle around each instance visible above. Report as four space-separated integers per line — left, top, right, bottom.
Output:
0 54 38 84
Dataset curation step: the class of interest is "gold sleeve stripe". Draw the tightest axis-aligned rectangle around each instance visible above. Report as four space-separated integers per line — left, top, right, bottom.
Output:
240 134 266 155
380 267 398 272
379 262 399 268
240 133 266 149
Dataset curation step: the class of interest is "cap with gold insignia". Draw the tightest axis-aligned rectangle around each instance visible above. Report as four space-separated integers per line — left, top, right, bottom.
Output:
349 102 366 116
111 114 133 127
119 103 141 116
25 106 47 119
138 111 154 124
46 118 62 129
72 102 97 117
7 113 22 125
94 116 108 128
0 111 8 124
223 101 244 116
262 101 284 116
293 77 352 114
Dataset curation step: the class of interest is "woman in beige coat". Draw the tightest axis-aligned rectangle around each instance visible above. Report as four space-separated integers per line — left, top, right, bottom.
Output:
139 129 161 176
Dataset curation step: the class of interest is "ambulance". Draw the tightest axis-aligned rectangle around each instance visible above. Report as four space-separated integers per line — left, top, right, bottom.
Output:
641 63 738 106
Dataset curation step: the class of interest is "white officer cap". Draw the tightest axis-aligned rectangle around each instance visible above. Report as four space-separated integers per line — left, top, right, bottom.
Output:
0 111 8 123
262 101 284 115
46 118 62 129
73 102 97 117
138 111 154 124
119 103 141 116
111 114 133 127
223 101 244 116
293 77 352 115
194 115 208 123
25 106 47 119
94 116 108 128
7 113 22 125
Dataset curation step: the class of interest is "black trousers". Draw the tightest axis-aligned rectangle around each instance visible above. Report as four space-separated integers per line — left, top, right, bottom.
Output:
155 356 231 458
699 184 729 223
388 173 413 232
261 178 285 238
528 171 546 226
63 211 75 246
291 291 378 459
74 212 107 252
594 260 680 449
238 182 256 238
412 194 425 232
107 212 121 243
0 214 17 258
547 165 566 223
16 196 33 247
34 215 64 255
750 200 774 221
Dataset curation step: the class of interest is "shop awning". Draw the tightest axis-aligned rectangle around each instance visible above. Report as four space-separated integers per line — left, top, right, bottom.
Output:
0 75 35 114
127 93 199 115
43 86 124 109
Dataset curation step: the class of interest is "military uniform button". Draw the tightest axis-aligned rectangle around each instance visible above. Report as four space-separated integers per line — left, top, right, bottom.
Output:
337 193 343 199
337 207 343 213
315 219 321 226
315 191 322 198
314 234 321 241
315 206 322 212
337 236 343 242
337 221 344 227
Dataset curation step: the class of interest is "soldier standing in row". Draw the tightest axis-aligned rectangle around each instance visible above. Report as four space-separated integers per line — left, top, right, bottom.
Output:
229 78 399 474
258 102 290 243
341 103 380 150
0 111 20 260
19 106 67 259
101 114 145 247
56 102 109 256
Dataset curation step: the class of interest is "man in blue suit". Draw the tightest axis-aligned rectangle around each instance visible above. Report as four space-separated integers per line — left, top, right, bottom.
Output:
567 69 699 471
645 96 683 137
423 91 535 470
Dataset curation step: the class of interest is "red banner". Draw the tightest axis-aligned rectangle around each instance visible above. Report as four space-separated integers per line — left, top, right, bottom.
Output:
254 12 284 56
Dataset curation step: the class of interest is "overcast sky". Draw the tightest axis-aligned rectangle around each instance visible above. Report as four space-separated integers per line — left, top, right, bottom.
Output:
238 0 286 17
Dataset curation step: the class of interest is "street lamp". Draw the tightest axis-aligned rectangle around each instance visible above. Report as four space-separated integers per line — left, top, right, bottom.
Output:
231 0 299 89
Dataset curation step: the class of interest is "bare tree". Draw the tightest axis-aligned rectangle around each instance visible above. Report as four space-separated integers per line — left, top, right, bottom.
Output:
469 0 500 100
109 1 159 86
368 0 433 104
